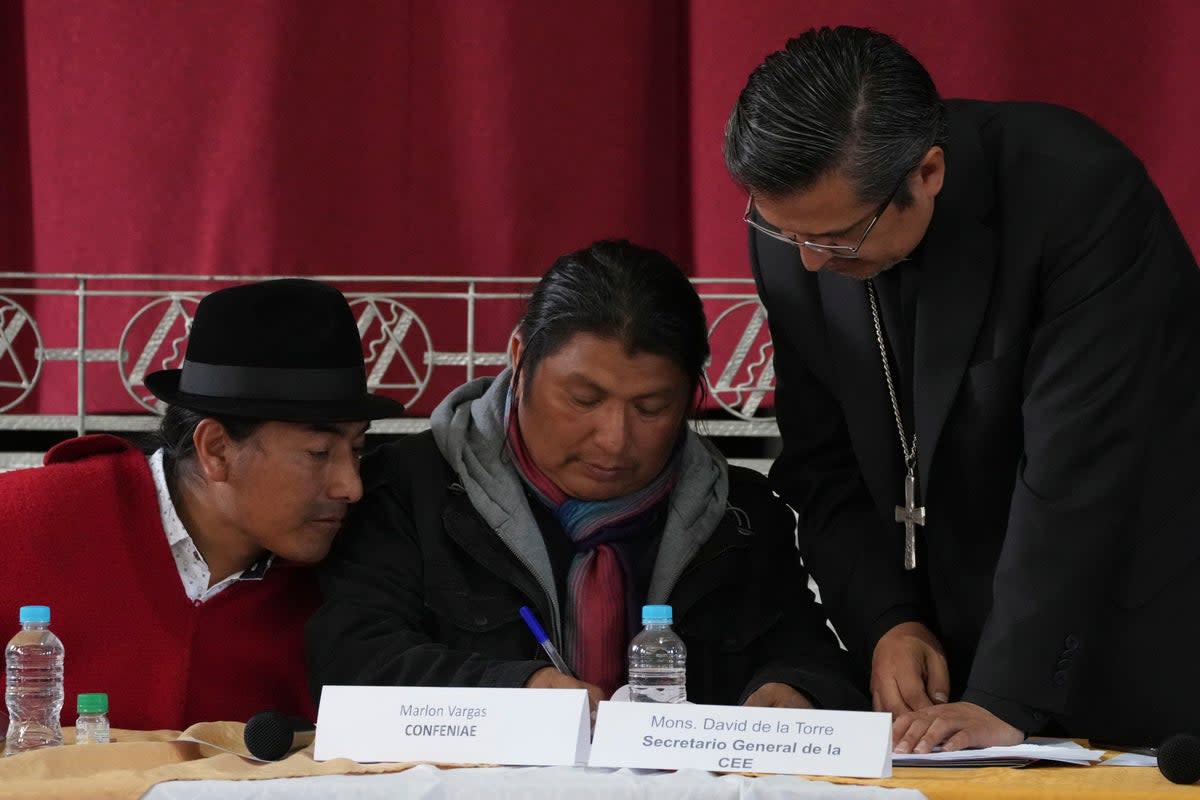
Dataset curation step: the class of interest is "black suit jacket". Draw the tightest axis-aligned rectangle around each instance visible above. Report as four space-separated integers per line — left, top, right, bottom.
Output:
752 100 1200 743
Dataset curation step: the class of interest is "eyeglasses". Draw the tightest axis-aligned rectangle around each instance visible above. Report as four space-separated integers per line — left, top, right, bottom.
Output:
742 171 909 260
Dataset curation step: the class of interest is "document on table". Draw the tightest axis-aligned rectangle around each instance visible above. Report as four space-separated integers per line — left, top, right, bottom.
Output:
893 738 1105 767
1101 752 1157 767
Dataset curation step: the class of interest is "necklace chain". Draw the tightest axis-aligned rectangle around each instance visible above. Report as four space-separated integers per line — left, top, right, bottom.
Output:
866 280 918 473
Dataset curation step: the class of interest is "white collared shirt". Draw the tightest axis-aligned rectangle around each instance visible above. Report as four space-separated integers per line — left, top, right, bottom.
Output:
148 449 272 604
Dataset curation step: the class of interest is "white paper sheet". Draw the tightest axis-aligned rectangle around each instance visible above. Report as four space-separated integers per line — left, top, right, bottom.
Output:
893 737 1104 767
1101 752 1158 767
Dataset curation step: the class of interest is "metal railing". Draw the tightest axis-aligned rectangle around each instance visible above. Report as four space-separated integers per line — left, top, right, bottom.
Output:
0 272 778 469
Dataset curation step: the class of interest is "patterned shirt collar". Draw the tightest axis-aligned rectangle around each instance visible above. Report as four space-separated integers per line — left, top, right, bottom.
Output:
148 449 274 603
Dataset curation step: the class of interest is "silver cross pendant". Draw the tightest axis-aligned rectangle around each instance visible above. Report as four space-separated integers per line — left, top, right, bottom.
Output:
894 471 926 570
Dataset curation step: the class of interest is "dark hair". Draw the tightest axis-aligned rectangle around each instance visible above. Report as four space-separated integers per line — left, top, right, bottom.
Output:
158 405 264 483
724 26 947 209
516 239 709 404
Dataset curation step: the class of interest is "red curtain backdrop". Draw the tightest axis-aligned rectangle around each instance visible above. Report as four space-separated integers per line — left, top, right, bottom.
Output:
7 1 691 279
2 0 1197 415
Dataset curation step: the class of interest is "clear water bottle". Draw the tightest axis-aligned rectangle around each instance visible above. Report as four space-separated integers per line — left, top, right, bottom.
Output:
628 604 687 703
75 693 110 745
4 605 65 756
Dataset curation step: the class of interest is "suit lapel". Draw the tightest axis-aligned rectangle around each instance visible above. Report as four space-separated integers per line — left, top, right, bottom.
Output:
913 117 997 494
819 272 904 514
815 108 998 512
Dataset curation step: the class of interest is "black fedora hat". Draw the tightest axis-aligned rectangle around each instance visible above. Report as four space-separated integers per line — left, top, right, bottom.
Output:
144 279 406 422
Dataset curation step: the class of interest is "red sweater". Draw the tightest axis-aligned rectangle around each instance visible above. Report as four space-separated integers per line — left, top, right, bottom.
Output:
0 435 318 730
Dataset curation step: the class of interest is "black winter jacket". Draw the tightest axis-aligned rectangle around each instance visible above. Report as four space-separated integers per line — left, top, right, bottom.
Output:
307 431 867 711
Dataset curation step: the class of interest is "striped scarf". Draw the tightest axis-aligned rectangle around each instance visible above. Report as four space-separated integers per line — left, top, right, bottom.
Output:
505 395 681 698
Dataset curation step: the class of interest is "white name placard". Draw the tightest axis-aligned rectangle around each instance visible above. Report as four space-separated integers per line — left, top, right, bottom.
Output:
314 685 590 766
588 701 892 778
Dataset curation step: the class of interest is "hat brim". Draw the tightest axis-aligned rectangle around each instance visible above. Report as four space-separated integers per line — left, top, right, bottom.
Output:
143 369 406 422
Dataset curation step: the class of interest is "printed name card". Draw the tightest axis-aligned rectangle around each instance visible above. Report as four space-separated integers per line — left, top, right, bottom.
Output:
313 685 590 766
588 701 892 778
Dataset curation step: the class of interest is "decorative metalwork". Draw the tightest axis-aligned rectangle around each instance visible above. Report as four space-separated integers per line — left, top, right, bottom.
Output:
118 294 202 413
0 273 779 441
705 299 775 421
0 295 43 414
352 297 434 408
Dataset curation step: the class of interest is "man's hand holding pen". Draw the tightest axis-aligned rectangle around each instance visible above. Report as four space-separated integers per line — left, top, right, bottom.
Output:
519 606 604 720
525 667 605 715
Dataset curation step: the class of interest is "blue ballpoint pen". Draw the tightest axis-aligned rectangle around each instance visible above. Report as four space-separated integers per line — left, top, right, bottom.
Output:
519 605 576 678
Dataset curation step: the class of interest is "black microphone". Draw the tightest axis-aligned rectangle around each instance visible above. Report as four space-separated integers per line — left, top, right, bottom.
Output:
1158 734 1200 784
244 711 316 761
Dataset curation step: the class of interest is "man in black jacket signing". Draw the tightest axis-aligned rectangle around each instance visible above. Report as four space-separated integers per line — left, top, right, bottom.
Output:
307 240 867 715
726 26 1200 751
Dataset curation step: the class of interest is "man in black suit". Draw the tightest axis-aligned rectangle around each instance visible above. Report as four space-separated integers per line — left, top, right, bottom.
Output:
725 25 1200 752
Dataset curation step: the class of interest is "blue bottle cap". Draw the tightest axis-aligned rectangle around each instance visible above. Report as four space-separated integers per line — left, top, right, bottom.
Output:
19 606 50 624
642 604 673 624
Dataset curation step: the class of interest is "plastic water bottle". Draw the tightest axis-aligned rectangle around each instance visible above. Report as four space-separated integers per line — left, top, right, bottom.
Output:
4 605 65 756
75 693 110 745
628 604 687 703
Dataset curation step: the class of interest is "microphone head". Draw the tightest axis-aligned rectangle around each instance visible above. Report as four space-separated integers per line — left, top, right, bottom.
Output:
244 711 299 761
1158 734 1200 785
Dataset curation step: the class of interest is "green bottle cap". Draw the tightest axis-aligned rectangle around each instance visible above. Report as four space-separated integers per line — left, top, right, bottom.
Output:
77 693 109 714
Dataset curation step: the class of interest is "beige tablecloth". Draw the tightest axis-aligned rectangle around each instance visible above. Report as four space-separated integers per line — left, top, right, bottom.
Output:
0 724 425 799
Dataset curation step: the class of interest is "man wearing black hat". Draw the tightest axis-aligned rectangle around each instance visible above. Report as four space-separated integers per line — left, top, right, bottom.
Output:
0 279 404 733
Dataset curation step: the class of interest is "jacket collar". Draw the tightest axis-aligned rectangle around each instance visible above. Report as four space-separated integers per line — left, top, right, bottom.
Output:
647 436 729 605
